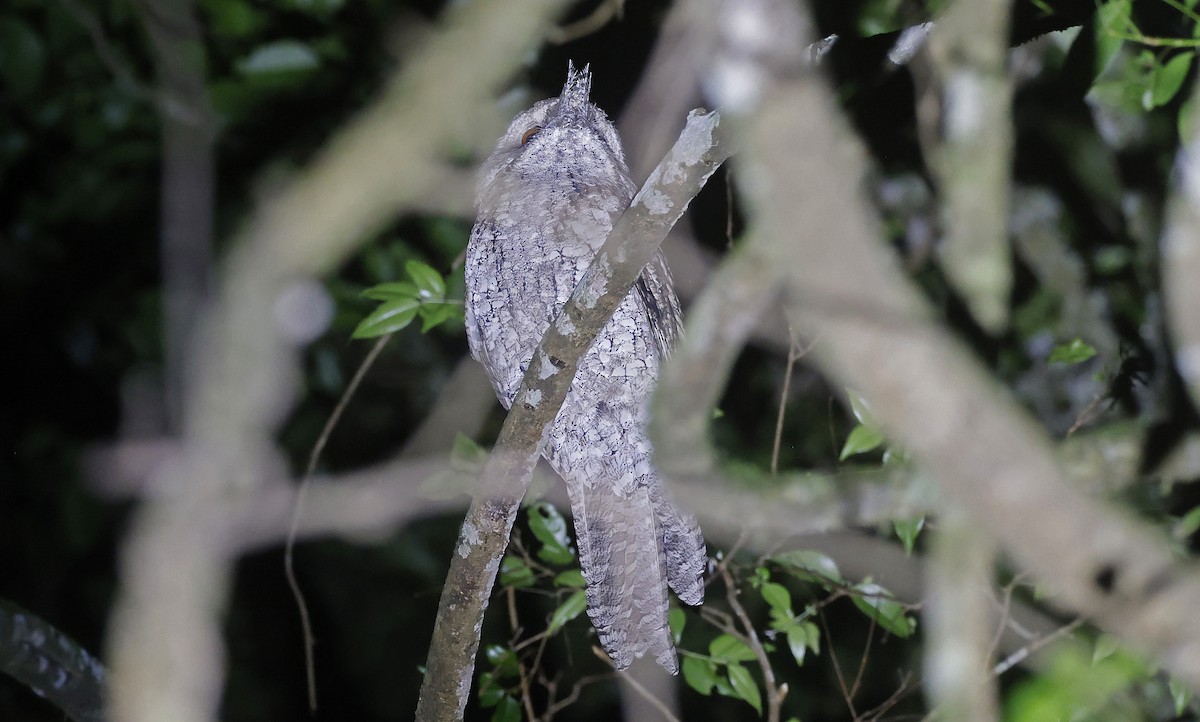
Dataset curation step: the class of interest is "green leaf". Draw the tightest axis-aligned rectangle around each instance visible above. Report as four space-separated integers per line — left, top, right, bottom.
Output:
1175 505 1200 541
709 634 757 663
361 281 419 301
839 424 885 460
1093 634 1121 664
478 672 504 707
1094 0 1131 77
1169 676 1193 716
1149 52 1194 110
759 582 792 616
484 645 519 678
1048 338 1098 365
785 621 820 666
418 302 462 333
450 433 486 471
851 582 915 638
893 517 924 555
491 695 521 722
772 550 843 584
0 18 45 98
351 297 419 338
236 39 321 75
1094 246 1132 275
547 590 587 634
845 388 879 427
785 626 808 667
527 503 575 565
499 556 534 589
406 259 446 300
202 0 267 38
668 608 686 643
682 656 719 695
552 569 585 588
726 663 763 714
1004 645 1145 721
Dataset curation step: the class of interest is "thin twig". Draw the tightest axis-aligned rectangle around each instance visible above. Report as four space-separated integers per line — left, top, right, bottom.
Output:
859 670 915 722
718 565 786 722
1066 393 1107 436
849 614 877 701
819 607 859 719
985 575 1021 662
771 335 800 474
991 618 1085 676
725 170 735 248
544 672 612 717
591 648 681 722
56 0 156 102
284 333 392 712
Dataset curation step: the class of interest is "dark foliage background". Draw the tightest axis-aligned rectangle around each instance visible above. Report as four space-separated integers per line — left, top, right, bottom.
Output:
2 0 1197 720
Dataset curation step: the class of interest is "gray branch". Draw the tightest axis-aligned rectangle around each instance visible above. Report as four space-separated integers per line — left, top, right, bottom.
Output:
660 0 1200 694
1162 88 1200 414
923 514 999 722
104 2 571 720
919 0 1015 332
131 0 219 429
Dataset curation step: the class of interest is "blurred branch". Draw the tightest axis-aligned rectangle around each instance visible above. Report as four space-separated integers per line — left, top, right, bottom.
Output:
1011 186 1119 360
56 0 155 102
0 599 106 722
105 2 572 721
131 0 219 429
401 358 497 457
664 0 1200 694
922 514 999 722
1162 78 1200 413
920 1 1015 332
416 107 731 721
547 0 625 44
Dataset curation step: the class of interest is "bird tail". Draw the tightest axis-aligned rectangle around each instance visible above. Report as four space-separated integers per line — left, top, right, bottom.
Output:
567 478 705 674
650 480 707 606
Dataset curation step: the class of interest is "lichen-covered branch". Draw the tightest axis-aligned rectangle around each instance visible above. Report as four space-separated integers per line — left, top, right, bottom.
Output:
415 108 731 721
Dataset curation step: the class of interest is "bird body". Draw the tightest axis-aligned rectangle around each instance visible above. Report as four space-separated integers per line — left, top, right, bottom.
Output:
464 63 705 673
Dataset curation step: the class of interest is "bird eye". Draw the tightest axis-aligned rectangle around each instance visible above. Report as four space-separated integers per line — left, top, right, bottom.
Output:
520 126 542 145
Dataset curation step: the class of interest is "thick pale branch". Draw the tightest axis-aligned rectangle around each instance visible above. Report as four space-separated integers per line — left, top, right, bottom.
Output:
105 2 570 721
132 0 218 429
922 0 1015 332
415 108 731 721
923 514 999 721
724 0 1200 692
1162 84 1200 414
652 235 783 477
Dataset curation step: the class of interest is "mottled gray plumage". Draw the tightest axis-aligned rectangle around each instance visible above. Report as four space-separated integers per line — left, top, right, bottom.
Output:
464 63 705 673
